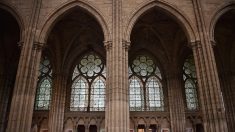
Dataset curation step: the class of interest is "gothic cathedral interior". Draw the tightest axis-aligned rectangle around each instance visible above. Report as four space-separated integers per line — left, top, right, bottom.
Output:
0 0 235 132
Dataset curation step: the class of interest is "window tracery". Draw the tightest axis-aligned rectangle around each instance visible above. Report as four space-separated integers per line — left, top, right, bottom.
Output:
129 55 164 111
183 55 199 110
34 56 52 110
70 52 105 111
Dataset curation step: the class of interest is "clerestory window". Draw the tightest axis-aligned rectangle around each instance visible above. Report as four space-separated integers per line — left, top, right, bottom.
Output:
183 55 199 110
70 52 106 111
34 56 52 110
129 55 164 111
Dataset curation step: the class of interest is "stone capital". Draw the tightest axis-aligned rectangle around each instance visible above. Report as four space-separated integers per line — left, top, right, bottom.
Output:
210 40 216 47
104 41 112 51
33 42 46 50
122 40 131 51
189 40 201 50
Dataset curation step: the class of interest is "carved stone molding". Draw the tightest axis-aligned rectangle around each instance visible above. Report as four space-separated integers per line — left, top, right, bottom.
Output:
104 41 112 51
210 40 216 47
33 42 45 50
122 40 130 51
189 40 201 50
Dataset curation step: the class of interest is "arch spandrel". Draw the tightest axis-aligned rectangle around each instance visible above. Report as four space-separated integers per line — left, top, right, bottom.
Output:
37 0 111 45
124 0 198 45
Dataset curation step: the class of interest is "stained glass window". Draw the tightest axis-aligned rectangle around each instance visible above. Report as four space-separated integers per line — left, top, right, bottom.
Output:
90 77 105 111
34 56 52 110
183 55 199 110
70 52 105 111
129 55 164 111
129 76 143 111
146 77 164 111
70 77 88 111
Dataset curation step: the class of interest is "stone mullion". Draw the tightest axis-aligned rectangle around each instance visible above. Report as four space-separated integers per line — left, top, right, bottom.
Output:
167 72 185 132
48 73 67 132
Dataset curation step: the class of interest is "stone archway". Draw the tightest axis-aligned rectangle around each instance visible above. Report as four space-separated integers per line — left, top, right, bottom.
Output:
128 3 198 132
36 0 110 45
213 8 235 131
124 0 198 43
0 7 21 132
32 2 107 132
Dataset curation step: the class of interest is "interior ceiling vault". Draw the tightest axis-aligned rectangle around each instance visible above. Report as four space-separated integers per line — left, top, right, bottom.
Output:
0 9 20 70
130 8 188 64
47 8 105 68
214 9 235 71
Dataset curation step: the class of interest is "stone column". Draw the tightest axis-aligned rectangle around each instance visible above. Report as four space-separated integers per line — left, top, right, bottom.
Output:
146 124 150 132
85 124 89 132
192 0 228 131
105 1 130 131
167 70 186 132
48 72 67 132
105 40 130 132
190 41 228 132
6 0 43 131
6 41 43 132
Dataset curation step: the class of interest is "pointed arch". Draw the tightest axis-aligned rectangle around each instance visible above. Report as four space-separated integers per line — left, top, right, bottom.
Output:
34 56 53 110
70 76 89 111
124 0 198 44
37 0 111 44
183 55 199 110
209 2 235 42
146 76 164 111
0 2 25 40
70 51 106 111
129 76 143 111
90 76 106 111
